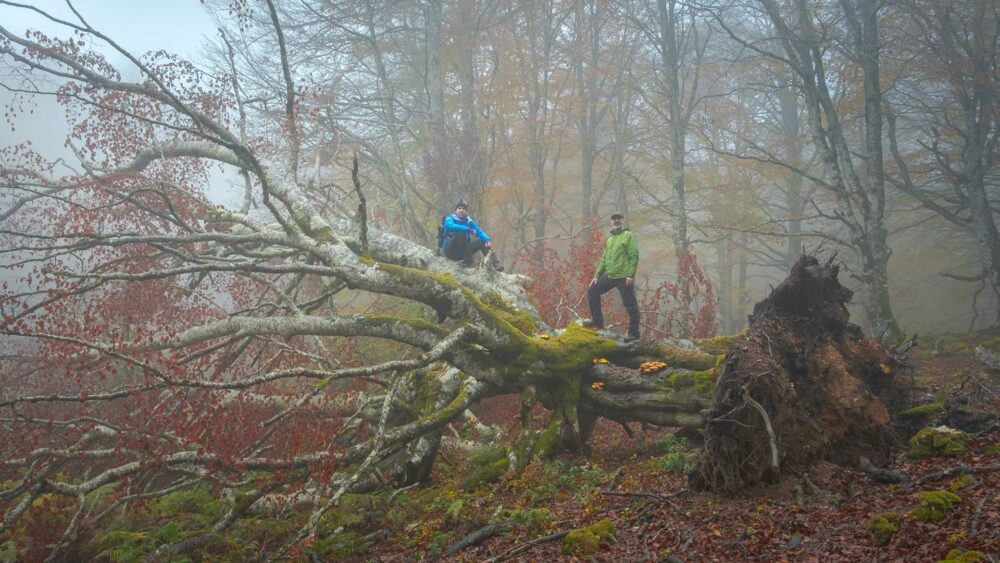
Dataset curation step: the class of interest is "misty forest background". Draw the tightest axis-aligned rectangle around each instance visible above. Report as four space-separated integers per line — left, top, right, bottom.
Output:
4 0 999 337
1 0 999 561
173 0 999 338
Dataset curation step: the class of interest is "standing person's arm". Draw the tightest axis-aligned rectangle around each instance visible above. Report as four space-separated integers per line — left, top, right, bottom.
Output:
625 232 639 286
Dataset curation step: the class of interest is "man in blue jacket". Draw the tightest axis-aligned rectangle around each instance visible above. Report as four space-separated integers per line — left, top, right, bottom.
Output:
441 200 503 271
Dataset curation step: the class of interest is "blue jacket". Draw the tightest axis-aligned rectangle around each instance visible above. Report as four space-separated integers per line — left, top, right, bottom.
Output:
442 213 490 248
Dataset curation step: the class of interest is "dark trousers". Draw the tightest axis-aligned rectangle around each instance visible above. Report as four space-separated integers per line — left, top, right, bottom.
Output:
443 235 487 265
588 275 640 338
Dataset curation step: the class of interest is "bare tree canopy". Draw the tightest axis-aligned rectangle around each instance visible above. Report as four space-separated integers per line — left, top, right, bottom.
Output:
1 0 997 560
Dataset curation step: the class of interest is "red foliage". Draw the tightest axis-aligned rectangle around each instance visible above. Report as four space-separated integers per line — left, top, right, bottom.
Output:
517 229 605 327
638 250 718 339
0 36 358 549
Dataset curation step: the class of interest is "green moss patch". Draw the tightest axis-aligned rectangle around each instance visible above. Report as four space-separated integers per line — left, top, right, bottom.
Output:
910 490 962 522
866 513 899 545
645 434 697 474
460 457 510 491
481 291 537 334
940 548 985 562
562 519 616 557
507 507 556 534
908 426 970 459
667 368 718 392
900 401 946 417
948 473 976 492
693 332 744 355
308 531 372 559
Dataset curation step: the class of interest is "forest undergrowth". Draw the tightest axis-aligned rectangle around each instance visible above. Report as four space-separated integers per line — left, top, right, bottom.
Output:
13 330 998 563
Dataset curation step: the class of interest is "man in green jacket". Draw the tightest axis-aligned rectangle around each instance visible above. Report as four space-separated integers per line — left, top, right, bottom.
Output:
584 212 640 341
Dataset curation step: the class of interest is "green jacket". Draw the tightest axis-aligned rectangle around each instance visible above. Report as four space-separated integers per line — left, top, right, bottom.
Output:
595 227 639 279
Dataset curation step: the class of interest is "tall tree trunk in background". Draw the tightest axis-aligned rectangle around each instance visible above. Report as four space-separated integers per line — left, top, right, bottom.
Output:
955 0 1000 294
657 0 692 336
363 1 426 243
892 0 1000 308
737 231 750 327
456 0 486 211
717 235 736 332
779 79 805 270
573 0 604 223
760 0 902 341
855 0 899 341
608 58 638 220
422 0 454 209
518 0 559 267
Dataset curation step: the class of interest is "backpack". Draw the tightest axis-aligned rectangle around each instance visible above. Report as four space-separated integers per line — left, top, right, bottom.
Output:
436 214 450 250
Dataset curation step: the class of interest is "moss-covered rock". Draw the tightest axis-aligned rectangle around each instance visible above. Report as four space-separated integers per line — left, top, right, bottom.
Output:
561 519 616 556
910 490 962 522
908 426 969 459
467 445 510 467
866 513 899 545
939 548 985 563
985 443 1000 455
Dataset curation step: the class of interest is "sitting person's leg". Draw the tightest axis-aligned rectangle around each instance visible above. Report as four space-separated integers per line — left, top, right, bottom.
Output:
468 239 503 271
467 238 486 263
443 235 470 263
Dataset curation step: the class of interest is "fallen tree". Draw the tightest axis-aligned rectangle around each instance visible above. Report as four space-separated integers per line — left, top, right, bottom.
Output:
0 11 719 559
0 8 910 559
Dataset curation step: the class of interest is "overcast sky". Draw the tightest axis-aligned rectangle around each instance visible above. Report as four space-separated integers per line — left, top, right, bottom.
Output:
0 1 242 206
1 0 216 60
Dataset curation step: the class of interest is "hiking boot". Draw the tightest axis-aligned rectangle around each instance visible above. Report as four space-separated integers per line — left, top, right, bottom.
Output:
489 252 504 272
581 319 603 330
623 334 640 343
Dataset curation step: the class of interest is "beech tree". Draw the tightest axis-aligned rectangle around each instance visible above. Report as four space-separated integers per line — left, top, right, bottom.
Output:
887 0 1000 321
710 0 904 341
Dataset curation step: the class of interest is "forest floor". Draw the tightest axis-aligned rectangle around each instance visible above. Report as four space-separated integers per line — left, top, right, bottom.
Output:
360 331 1000 563
54 332 1000 562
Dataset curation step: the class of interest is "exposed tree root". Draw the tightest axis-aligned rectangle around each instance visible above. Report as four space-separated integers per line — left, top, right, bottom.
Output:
859 456 908 484
690 255 909 492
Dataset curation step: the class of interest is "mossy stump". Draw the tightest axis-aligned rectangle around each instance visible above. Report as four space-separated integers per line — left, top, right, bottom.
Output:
908 426 969 459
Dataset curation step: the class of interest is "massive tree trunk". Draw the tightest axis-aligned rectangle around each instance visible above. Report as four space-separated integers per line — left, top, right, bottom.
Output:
690 255 907 492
